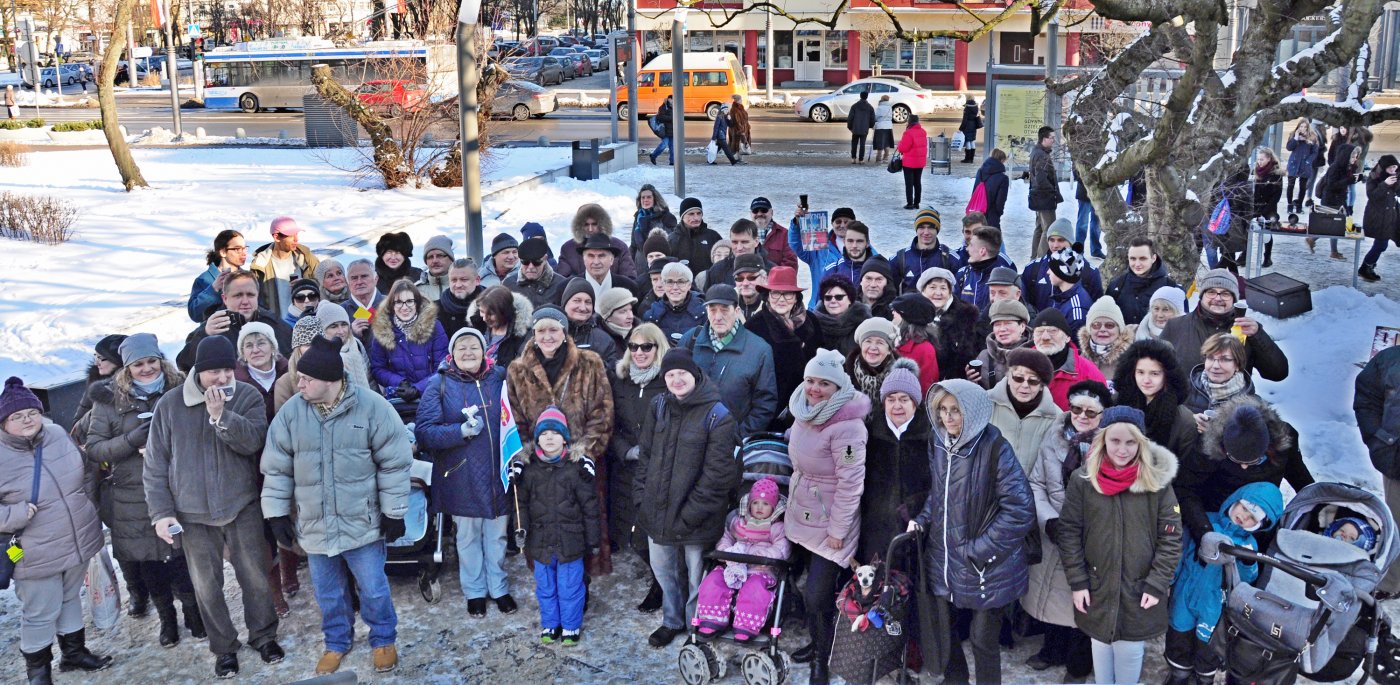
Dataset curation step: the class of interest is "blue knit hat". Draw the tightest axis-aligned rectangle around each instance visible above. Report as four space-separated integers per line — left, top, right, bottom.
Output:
1100 405 1146 433
534 405 570 443
1325 517 1378 552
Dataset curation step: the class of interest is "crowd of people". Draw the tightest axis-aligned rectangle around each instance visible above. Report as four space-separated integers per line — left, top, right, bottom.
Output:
0 169 1393 685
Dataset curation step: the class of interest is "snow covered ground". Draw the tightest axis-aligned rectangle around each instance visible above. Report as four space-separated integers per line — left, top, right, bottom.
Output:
0 148 1395 683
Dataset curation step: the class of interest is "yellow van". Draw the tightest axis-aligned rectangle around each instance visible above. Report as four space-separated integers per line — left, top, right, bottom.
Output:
616 52 748 121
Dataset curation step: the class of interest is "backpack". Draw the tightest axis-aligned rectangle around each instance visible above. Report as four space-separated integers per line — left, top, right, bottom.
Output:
1206 198 1232 236
650 393 730 432
966 182 989 214
648 114 664 138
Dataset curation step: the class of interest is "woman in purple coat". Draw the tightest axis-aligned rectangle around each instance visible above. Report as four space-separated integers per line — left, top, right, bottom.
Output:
369 280 449 407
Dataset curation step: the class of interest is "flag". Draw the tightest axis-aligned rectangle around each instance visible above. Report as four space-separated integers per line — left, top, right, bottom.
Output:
149 0 167 28
498 378 523 492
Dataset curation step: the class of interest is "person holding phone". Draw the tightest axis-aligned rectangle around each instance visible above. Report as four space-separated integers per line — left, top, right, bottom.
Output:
188 230 248 322
177 270 294 373
1360 154 1399 282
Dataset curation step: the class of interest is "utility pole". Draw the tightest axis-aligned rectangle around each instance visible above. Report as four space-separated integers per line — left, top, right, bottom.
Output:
1045 15 1059 138
608 33 617 143
161 0 182 136
626 0 636 142
764 6 772 99
670 9 686 196
458 0 485 262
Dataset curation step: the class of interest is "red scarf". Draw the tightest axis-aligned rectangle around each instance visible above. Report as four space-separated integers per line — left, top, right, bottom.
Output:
1097 462 1139 496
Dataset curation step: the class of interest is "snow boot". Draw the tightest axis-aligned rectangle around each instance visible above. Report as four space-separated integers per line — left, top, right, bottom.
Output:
1262 240 1274 268
1161 665 1191 685
55 630 112 673
1361 264 1381 282
1193 670 1217 685
23 645 52 685
636 579 663 613
177 592 206 639
118 560 150 618
153 594 180 647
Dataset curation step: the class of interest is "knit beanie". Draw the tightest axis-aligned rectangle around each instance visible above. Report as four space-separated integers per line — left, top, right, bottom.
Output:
832 207 856 222
1046 218 1075 243
1085 296 1126 329
236 322 277 355
534 405 571 443
193 336 238 374
642 231 671 257
314 258 344 284
1100 405 1146 433
916 267 956 292
879 358 922 403
859 256 893 282
449 327 487 354
1005 348 1054 385
95 334 128 367
1197 268 1240 300
1031 308 1073 339
1237 499 1267 532
1222 404 1271 465
520 222 549 249
423 235 455 260
298 335 345 382
854 317 898 347
315 300 351 327
1066 380 1112 410
292 316 322 349
660 348 703 380
804 349 853 390
118 332 162 366
597 287 638 318
891 292 937 327
1325 517 1377 552
679 197 703 218
749 477 780 508
290 278 320 301
914 207 941 231
710 240 732 262
491 232 519 256
1047 248 1083 283
989 299 1030 324
1150 286 1187 316
532 305 569 329
0 376 43 422
560 278 593 308
518 237 550 264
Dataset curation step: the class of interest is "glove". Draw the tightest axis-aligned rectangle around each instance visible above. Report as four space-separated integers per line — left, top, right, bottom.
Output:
404 422 417 445
395 381 420 403
624 445 640 462
267 516 296 549
125 422 151 449
380 516 407 543
578 456 596 480
514 528 527 549
723 563 748 590
460 407 484 439
507 460 524 483
1199 531 1232 565
1044 518 1060 544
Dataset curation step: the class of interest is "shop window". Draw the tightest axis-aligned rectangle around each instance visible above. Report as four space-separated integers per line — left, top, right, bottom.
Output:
825 33 847 67
758 31 793 69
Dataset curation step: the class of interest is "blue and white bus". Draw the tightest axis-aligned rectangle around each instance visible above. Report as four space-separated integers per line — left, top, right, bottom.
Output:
203 38 455 112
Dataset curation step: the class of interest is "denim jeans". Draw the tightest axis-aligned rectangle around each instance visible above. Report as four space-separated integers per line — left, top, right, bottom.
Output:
648 539 705 630
1076 200 1102 255
533 555 585 631
1091 639 1146 684
308 540 397 653
454 514 509 600
1365 237 1390 267
651 137 673 164
183 502 279 655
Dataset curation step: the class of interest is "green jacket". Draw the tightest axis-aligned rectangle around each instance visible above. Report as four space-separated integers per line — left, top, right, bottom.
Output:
261 383 412 557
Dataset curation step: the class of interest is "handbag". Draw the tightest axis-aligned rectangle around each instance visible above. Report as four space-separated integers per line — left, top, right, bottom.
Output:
966 182 989 214
1206 198 1232 236
0 443 44 590
648 114 663 138
1308 204 1348 236
887 152 902 174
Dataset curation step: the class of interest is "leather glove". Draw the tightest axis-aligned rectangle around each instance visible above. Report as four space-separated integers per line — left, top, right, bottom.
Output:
395 381 420 403
125 422 151 449
625 445 640 462
380 516 407 543
267 516 296 549
1044 518 1060 544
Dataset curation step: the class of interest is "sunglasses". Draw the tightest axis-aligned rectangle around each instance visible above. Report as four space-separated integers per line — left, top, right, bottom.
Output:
627 342 657 352
823 293 847 302
734 273 760 283
294 293 319 302
521 259 544 267
1068 405 1102 419
1010 374 1043 387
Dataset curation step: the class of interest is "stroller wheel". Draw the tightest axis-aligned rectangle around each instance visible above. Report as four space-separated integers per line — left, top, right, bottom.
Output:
678 641 721 684
741 649 788 685
419 575 441 604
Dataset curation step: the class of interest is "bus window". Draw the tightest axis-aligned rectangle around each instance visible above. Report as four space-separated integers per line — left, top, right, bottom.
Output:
638 72 654 87
694 71 728 86
659 72 688 88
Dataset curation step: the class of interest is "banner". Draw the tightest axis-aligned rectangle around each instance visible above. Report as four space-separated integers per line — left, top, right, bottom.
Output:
498 378 523 492
797 210 830 253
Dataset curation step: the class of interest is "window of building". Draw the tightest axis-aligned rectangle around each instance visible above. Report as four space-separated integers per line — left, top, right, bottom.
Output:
758 31 793 68
875 38 954 72
824 32 847 67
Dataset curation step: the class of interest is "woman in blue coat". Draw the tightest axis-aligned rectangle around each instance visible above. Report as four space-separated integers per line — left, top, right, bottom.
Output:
1284 121 1320 216
415 327 514 617
369 280 450 407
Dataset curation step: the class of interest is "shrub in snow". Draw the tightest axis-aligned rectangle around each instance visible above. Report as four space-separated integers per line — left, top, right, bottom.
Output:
0 142 28 167
50 120 104 133
0 118 46 130
0 192 78 244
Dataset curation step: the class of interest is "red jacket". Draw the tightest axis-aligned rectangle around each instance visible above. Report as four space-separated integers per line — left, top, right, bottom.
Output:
897 123 929 169
1048 346 1106 410
763 222 799 270
897 339 940 396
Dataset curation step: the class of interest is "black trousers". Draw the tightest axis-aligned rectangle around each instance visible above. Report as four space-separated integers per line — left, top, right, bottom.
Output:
117 556 195 602
850 133 867 161
946 607 1003 684
1165 627 1221 674
804 554 850 665
903 166 923 206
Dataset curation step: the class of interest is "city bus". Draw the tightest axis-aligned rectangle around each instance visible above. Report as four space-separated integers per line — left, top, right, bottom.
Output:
203 38 455 112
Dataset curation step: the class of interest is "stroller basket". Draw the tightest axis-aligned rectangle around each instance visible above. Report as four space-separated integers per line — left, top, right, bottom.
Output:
738 432 792 487
829 532 918 685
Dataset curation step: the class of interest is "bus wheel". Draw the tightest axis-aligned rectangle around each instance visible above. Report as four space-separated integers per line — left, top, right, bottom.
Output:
238 93 260 113
705 102 721 121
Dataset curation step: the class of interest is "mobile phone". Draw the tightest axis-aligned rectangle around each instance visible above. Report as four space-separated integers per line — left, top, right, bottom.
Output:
800 194 809 210
220 385 235 400
168 522 184 550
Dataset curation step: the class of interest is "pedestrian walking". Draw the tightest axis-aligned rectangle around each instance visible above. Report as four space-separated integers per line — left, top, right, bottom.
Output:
872 95 894 164
650 95 676 166
1360 154 1399 282
847 90 875 164
729 94 752 154
710 104 741 165
958 96 982 163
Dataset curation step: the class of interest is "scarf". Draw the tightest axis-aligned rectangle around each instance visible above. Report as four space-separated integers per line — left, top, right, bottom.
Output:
1140 392 1181 447
1137 313 1166 340
605 319 632 339
777 306 806 332
535 345 568 386
1097 462 1139 496
1010 392 1041 419
247 364 277 392
851 357 891 405
394 313 419 331
1045 345 1070 371
1090 340 1111 356
709 325 737 352
788 383 858 425
628 361 661 387
321 286 349 304
536 446 564 463
1206 372 1250 406
1061 421 1098 483
132 374 166 396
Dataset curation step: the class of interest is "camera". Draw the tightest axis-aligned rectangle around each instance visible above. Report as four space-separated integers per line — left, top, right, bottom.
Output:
224 311 246 328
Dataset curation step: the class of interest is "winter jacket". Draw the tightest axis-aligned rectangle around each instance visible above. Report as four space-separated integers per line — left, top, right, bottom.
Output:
643 292 707 344
1253 160 1284 219
234 358 289 422
958 101 982 141
557 205 639 279
1285 136 1320 177
249 243 320 318
859 406 931 563
1364 172 1400 242
896 122 929 169
1170 481 1282 642
896 340 940 396
479 254 519 289
891 238 958 294
676 325 779 439
609 365 667 469
369 303 450 397
973 330 1033 390
518 445 600 564
711 113 730 143
787 221 842 309
1023 416 1090 627
717 498 789 577
824 248 882 289
1058 442 1182 643
188 264 224 322
814 302 871 358
1106 260 1179 326
505 264 570 310
1184 366 1256 414
634 377 741 547
415 362 508 519
746 310 823 426
655 99 675 138
145 374 268 526
0 423 103 581
1028 142 1062 211
786 392 871 567
987 381 1063 473
973 157 1010 228
569 315 620 369
261 382 412 557
467 290 533 370
668 221 725 275
631 208 678 262
914 382 1034 610
1075 325 1137 382
1021 254 1103 314
1047 347 1106 411
1318 143 1358 208
176 308 293 372
1159 307 1289 382
757 221 799 271
1177 395 1313 544
1357 345 1400 479
874 102 893 130
437 286 485 339
847 99 875 137
931 299 983 382
84 372 181 561
958 255 1023 312
1052 285 1093 338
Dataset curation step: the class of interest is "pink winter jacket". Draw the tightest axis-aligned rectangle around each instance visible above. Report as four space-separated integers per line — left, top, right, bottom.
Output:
785 392 871 566
717 495 791 578
897 123 929 169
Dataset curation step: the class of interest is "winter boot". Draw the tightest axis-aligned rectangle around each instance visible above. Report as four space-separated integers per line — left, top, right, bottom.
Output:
118 560 150 618
1361 263 1382 282
1262 240 1274 268
1161 665 1192 685
55 630 112 673
636 579 663 613
963 148 975 163
153 594 180 648
177 592 206 639
1193 670 1218 685
22 645 52 685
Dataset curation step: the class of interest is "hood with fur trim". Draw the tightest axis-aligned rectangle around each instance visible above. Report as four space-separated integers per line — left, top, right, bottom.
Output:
466 290 534 340
570 203 615 244
1077 323 1137 375
372 299 443 349
1118 440 1179 494
1111 338 1188 404
1199 394 1295 464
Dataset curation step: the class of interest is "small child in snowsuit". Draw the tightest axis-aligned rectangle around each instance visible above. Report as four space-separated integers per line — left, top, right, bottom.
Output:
514 405 599 646
1326 516 1378 552
694 477 790 640
1166 481 1284 683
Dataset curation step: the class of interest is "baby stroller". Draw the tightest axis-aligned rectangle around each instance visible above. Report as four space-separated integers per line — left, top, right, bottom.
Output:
829 531 918 685
1207 482 1399 685
677 433 795 685
385 458 446 603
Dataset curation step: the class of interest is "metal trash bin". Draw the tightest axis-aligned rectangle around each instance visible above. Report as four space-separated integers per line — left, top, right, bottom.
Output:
303 94 359 148
929 133 951 175
570 138 615 181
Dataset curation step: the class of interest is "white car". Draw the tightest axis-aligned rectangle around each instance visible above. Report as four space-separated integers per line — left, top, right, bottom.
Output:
794 77 935 124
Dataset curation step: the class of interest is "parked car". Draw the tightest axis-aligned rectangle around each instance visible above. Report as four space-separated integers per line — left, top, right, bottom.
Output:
35 64 88 88
583 49 608 71
548 48 586 77
490 40 523 60
556 35 580 47
794 77 934 124
354 80 429 117
493 80 557 120
521 36 559 56
503 56 565 86
565 52 593 77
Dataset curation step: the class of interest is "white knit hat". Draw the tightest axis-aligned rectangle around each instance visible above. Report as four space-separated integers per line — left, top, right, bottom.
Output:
854 317 898 347
1085 296 1125 329
803 349 852 390
1150 286 1187 315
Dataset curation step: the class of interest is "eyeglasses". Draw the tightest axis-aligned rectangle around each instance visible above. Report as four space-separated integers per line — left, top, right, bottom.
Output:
293 293 319 303
1068 405 1102 419
734 273 760 283
1088 321 1117 331
663 279 689 286
224 245 248 253
627 342 657 352
1204 355 1236 365
4 409 41 424
521 259 544 267
1010 374 1043 387
823 293 847 302
394 298 417 307
1229 451 1269 467
751 209 770 215
1202 289 1234 300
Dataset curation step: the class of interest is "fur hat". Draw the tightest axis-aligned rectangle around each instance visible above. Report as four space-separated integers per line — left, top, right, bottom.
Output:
298 335 345 382
533 405 571 443
0 376 43 422
292 316 322 349
891 293 937 327
914 207 941 231
679 197 703 218
749 477 780 507
193 336 237 374
1005 348 1054 385
880 358 922 402
804 349 853 390
989 299 1030 324
1066 380 1112 410
1100 405 1146 433
1222 404 1271 465
518 237 550 264
916 267 956 292
660 348 703 381
491 232 519 256
423 235 455 260
642 230 671 257
375 231 414 259
1030 309 1073 339
118 333 161 366
1198 268 1240 301
597 287 637 319
854 317 898 347
95 334 128 367
1086 296 1126 329
1047 248 1083 283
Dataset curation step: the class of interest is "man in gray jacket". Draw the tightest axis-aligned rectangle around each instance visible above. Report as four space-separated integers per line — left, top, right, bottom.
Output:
261 335 412 676
144 336 283 679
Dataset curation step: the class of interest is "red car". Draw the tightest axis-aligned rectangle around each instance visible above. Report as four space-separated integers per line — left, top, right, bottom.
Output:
354 80 429 118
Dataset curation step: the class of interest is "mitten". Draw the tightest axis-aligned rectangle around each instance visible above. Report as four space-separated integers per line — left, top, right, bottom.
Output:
723 563 748 590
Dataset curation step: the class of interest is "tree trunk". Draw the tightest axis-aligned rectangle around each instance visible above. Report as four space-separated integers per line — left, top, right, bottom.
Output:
99 0 148 191
309 64 407 189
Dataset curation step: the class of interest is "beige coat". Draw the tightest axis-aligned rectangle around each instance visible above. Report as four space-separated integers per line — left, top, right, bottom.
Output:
987 379 1063 472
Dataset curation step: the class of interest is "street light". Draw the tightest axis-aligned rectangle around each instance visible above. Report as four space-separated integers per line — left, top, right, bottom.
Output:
671 7 687 196
457 0 485 262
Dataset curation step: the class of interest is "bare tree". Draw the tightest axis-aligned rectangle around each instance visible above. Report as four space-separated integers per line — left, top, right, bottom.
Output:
97 0 148 190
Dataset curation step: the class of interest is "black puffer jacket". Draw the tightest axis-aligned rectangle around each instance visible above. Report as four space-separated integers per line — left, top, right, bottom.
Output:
609 365 667 548
932 299 983 381
914 380 1035 610
517 447 600 564
859 405 931 562
570 315 621 369
1358 346 1400 478
633 377 741 547
1364 160 1400 242
1105 259 1178 325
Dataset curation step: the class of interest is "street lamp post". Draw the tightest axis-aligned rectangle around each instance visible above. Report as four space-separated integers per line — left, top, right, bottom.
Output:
626 0 637 142
458 0 485 262
671 8 686 196
161 0 182 137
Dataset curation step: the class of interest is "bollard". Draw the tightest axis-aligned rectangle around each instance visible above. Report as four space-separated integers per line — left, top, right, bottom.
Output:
279 130 288 139
236 128 246 138
537 136 550 146
195 127 206 138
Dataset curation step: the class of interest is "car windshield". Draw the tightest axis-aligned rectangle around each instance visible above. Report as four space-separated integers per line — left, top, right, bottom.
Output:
510 57 541 66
